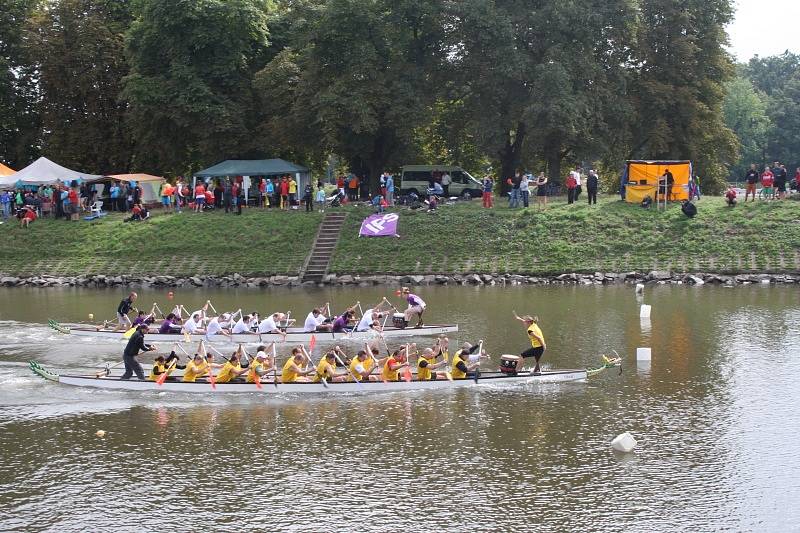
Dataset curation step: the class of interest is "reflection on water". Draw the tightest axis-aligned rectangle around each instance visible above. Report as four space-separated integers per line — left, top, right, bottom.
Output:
0 285 798 532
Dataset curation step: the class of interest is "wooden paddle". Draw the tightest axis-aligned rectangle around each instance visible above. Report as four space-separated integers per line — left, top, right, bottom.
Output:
302 344 327 387
156 359 177 386
332 350 363 387
272 343 279 388
402 343 412 382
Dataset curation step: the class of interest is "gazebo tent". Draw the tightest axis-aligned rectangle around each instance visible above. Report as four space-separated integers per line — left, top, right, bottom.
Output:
194 159 311 202
0 156 101 187
87 173 166 205
624 160 692 204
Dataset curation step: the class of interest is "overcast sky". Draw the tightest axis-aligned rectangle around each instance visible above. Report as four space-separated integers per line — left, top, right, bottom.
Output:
727 0 800 61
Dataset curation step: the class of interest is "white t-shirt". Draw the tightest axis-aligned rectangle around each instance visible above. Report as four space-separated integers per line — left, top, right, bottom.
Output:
206 317 223 337
304 312 326 332
232 318 249 334
442 173 451 185
356 309 375 332
520 177 530 192
570 170 582 186
258 316 278 333
183 315 200 333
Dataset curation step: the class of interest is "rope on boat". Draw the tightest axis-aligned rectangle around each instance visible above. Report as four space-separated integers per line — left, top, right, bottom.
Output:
47 319 71 334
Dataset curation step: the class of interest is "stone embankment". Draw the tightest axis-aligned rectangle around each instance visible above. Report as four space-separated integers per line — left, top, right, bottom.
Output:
0 271 797 288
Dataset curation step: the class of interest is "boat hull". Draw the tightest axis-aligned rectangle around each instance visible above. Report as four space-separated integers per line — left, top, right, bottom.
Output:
54 369 587 393
60 324 458 344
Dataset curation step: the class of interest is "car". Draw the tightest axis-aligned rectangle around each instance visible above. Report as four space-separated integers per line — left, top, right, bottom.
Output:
399 165 483 199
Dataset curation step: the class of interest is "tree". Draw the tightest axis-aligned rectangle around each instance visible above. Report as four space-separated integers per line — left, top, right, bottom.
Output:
0 0 40 167
123 0 270 174
25 0 133 173
722 76 771 177
255 0 446 189
628 0 738 193
446 0 638 188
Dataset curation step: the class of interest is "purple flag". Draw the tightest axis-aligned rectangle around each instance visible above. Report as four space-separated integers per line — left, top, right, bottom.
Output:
359 213 399 237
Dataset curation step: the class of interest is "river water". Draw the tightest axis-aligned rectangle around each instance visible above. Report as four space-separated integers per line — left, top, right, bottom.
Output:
0 285 798 532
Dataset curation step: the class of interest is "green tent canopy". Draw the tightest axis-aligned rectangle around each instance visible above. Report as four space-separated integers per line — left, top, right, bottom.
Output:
194 159 309 178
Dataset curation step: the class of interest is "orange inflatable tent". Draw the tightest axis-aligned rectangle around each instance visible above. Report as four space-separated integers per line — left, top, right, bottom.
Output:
625 160 691 203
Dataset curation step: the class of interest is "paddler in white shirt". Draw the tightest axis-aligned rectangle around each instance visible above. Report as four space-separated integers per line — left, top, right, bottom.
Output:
182 311 206 335
304 306 331 332
355 298 395 332
231 314 253 334
205 313 231 340
258 312 287 334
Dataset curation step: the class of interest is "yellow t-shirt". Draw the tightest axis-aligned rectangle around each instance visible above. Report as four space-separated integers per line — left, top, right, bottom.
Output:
289 180 297 194
451 351 468 379
417 355 436 381
282 357 301 383
381 357 400 382
527 323 544 348
182 360 208 382
349 357 369 381
246 360 269 383
215 361 241 384
148 362 166 381
313 359 335 383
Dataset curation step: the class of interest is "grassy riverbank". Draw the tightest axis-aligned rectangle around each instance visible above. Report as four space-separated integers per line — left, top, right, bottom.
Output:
1 196 799 277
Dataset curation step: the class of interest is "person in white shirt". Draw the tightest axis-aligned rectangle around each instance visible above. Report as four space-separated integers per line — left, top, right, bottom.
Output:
258 312 290 334
441 172 452 197
570 166 582 201
304 307 331 332
355 298 395 332
231 315 252 334
182 311 205 334
205 314 231 340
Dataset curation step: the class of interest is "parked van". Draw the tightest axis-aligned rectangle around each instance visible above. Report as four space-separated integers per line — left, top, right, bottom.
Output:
399 165 483 198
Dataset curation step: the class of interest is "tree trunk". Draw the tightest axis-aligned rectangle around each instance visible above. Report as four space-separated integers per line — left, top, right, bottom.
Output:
545 134 562 184
498 121 527 194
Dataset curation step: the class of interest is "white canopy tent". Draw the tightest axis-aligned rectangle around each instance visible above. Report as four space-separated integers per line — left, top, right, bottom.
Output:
0 157 100 187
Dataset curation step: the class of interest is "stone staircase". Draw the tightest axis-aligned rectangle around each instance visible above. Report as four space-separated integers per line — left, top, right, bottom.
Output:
301 212 347 282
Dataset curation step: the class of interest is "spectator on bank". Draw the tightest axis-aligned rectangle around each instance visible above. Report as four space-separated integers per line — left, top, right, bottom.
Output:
482 176 494 208
19 205 37 227
536 173 550 209
772 161 786 200
232 179 242 215
79 182 89 212
519 173 531 208
441 171 452 197
386 173 395 206
68 185 79 221
725 186 737 207
566 171 577 204
159 181 171 209
316 186 326 212
304 182 314 212
279 176 289 209
570 167 583 202
173 177 184 213
337 175 345 197
265 178 274 208
508 172 521 208
795 167 800 192
289 176 298 207
0 190 10 220
194 180 206 213
380 173 387 198
743 164 758 202
760 166 774 200
587 169 599 205
348 175 359 202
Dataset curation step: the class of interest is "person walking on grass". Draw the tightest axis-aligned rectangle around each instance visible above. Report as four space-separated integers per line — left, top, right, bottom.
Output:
535 172 548 210
571 166 582 202
566 171 577 204
586 169 599 205
316 186 326 212
385 173 395 206
760 166 774 201
519 172 530 208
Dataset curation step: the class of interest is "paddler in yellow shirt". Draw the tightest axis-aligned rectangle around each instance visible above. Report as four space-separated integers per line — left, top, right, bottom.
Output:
215 346 248 383
513 311 547 374
349 349 377 381
281 347 316 383
182 342 221 382
450 343 480 379
313 351 345 383
381 348 409 381
246 344 274 383
417 337 450 381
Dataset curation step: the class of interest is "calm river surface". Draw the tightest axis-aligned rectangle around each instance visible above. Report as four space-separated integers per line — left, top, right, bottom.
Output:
0 285 798 532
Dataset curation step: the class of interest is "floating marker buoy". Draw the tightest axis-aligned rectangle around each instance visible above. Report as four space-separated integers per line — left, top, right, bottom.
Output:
639 304 651 318
168 291 174 299
636 347 651 361
88 313 94 320
96 430 106 438
611 432 637 452
635 283 644 294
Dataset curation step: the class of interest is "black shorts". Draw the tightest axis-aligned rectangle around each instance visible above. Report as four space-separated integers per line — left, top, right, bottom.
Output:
521 346 544 360
776 181 786 192
537 186 547 197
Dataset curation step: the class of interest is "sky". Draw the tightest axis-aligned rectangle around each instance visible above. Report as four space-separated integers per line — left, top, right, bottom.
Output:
727 0 800 61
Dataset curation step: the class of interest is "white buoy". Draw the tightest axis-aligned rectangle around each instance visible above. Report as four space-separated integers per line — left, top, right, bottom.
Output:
611 432 637 452
636 347 651 361
95 430 106 438
639 304 651 318
88 313 94 320
635 283 644 294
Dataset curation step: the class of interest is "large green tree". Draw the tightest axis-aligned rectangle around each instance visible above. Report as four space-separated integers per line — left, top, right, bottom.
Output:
255 0 445 188
722 76 771 177
628 0 738 192
0 0 39 167
123 0 270 174
25 0 133 173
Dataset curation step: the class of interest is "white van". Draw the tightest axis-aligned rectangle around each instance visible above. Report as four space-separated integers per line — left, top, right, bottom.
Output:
399 165 483 198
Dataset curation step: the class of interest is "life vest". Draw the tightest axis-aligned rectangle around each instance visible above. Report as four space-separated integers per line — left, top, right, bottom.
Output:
281 358 300 383
148 362 166 381
246 360 268 383
451 351 468 379
215 361 241 383
182 360 208 382
312 359 335 383
417 354 436 381
381 356 401 381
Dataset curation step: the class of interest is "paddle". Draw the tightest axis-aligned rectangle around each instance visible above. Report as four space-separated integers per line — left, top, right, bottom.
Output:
302 344 327 388
156 359 177 386
473 341 483 384
122 325 137 339
435 337 453 382
309 333 317 354
206 299 218 314
272 343 279 388
332 350 363 388
402 343 412 382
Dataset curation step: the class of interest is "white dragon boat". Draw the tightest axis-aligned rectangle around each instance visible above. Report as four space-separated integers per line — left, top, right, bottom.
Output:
47 319 457 344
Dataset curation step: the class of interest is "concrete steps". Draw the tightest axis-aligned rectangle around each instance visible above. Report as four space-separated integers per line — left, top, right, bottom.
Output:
301 212 347 282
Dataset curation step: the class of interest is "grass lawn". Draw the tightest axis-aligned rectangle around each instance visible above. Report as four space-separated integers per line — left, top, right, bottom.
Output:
1 195 798 277
0 207 322 277
330 195 800 275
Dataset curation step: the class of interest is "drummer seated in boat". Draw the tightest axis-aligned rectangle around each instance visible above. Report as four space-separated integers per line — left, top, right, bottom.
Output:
304 307 332 332
314 352 346 383
246 346 274 383
349 349 378 381
281 348 316 382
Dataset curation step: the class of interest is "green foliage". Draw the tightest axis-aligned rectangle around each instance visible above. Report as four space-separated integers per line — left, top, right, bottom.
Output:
122 0 270 174
722 77 771 176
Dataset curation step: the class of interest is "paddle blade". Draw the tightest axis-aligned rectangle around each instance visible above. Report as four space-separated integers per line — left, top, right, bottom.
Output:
403 366 412 383
123 327 136 339
444 371 453 382
209 373 216 390
255 373 263 390
309 334 317 353
184 332 191 343
156 371 169 386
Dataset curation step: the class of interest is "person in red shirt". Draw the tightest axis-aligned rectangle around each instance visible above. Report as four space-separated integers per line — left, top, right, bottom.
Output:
194 182 206 212
336 175 345 196
20 205 36 227
725 187 737 207
258 177 266 208
67 187 79 220
231 180 241 215
760 167 774 201
795 167 800 192
279 176 289 210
